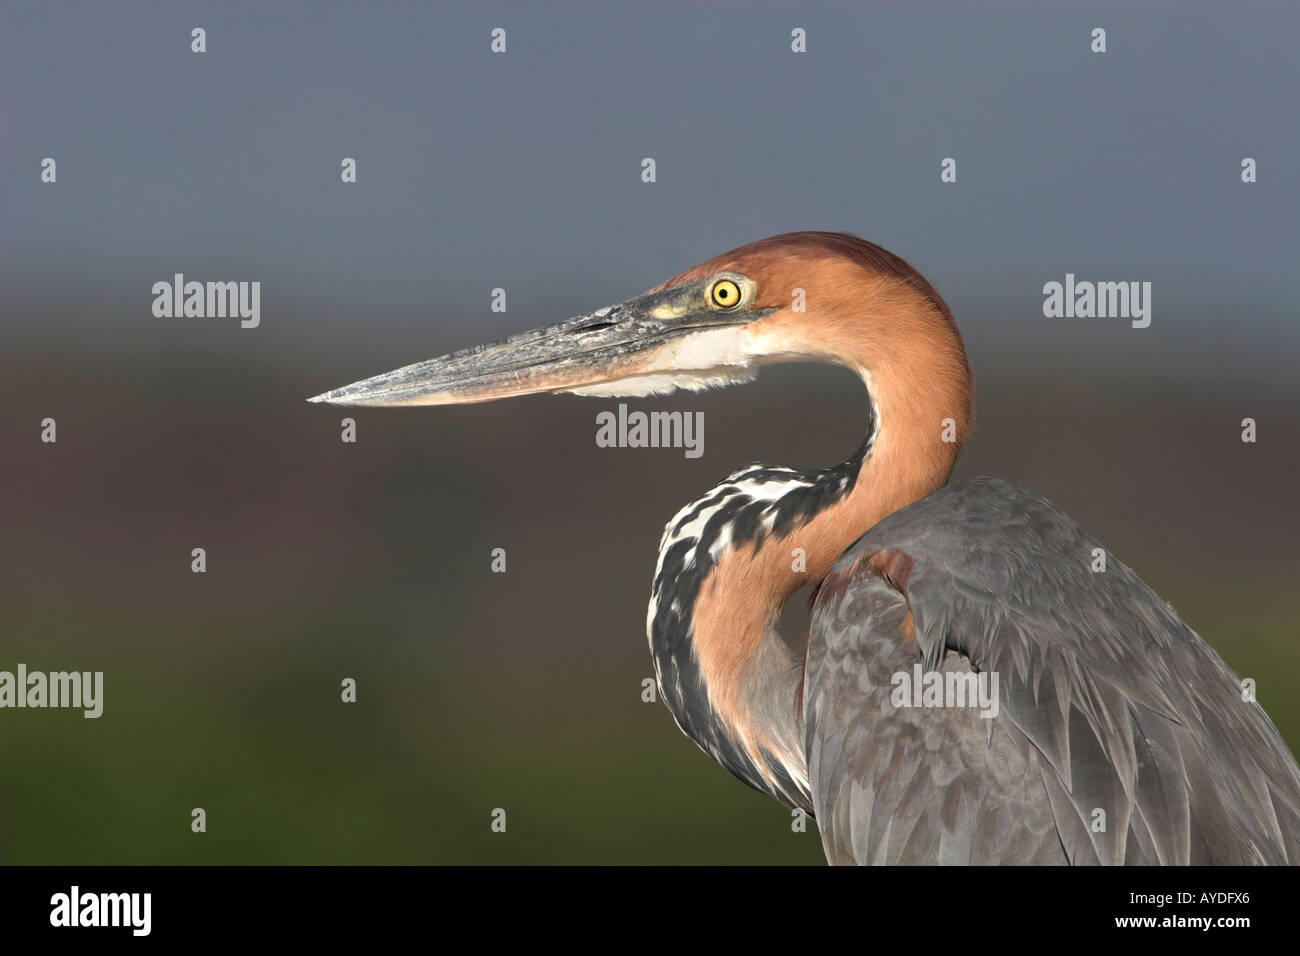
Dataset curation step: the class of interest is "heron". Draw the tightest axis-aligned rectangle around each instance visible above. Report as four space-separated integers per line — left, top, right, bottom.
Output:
310 232 1300 864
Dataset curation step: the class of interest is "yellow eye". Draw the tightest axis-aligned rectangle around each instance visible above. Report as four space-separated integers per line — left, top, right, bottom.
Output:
709 278 742 310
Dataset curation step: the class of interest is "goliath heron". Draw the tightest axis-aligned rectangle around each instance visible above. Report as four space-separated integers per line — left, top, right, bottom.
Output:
310 232 1300 864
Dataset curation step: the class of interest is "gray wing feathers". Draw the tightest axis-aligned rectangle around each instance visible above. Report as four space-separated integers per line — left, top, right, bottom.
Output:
806 477 1300 865
806 576 1067 864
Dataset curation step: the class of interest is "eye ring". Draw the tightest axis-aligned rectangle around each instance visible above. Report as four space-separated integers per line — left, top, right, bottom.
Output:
709 278 742 310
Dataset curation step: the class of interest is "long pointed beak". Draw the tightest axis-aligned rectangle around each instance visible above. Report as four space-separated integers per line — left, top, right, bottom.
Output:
307 282 767 407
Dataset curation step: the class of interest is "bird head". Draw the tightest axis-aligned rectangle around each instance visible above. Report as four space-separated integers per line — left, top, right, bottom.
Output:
308 231 971 444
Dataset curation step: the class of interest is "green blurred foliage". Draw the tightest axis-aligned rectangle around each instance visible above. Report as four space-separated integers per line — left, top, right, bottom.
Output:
3 347 1297 864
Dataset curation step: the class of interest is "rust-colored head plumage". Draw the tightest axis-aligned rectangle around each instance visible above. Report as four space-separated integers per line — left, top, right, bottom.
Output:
656 231 957 325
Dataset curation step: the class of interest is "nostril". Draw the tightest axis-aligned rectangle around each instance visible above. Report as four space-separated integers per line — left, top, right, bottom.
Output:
569 320 618 334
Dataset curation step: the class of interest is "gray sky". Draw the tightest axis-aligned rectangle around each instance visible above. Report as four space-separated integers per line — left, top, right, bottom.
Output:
3 2 1297 367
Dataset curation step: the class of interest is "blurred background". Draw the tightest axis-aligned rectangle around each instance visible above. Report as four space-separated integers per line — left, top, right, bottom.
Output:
2 2 1297 864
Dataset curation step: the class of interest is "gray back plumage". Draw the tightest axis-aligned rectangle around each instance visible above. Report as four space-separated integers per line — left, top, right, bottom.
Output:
805 477 1300 864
